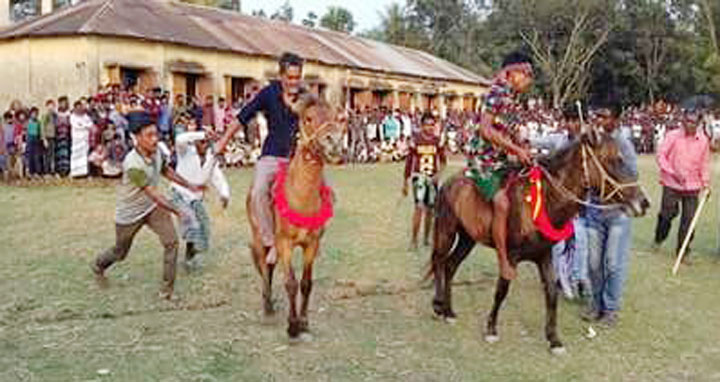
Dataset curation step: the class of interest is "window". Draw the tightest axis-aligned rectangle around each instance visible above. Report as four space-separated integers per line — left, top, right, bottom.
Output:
121 68 141 91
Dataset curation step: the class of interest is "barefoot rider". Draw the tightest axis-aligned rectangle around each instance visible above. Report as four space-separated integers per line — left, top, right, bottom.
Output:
469 52 534 280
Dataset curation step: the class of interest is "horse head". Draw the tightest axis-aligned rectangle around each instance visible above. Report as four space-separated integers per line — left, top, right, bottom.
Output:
292 93 348 164
580 130 651 217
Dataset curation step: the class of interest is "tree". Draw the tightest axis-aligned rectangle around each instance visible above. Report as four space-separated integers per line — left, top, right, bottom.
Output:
271 1 293 23
358 27 386 42
377 3 428 49
180 0 239 10
219 0 241 11
252 9 267 18
302 11 318 28
695 0 720 93
480 0 611 108
320 6 357 33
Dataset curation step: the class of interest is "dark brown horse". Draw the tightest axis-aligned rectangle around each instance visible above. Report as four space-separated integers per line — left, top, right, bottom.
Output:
247 94 346 339
429 133 650 353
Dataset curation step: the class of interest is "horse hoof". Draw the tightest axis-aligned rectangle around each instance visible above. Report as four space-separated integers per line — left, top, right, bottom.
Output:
298 320 309 333
299 332 313 342
445 317 457 325
287 322 302 339
484 334 500 344
550 346 567 356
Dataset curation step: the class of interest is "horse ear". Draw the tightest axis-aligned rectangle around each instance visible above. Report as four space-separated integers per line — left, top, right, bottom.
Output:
289 98 302 116
290 93 316 116
580 130 598 147
592 128 603 146
582 127 601 147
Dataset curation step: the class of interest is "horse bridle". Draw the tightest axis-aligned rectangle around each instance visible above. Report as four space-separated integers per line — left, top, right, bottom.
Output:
298 121 337 152
539 142 640 210
580 143 639 202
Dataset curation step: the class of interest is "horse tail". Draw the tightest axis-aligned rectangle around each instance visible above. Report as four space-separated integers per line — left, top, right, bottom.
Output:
422 177 460 282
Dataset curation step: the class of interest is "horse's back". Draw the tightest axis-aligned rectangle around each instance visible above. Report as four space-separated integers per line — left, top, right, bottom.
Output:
438 171 541 253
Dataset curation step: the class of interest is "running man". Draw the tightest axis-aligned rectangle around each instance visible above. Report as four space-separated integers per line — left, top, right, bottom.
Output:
91 111 203 299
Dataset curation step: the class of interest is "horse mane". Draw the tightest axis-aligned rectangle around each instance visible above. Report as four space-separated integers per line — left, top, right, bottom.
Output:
537 137 580 173
292 92 330 117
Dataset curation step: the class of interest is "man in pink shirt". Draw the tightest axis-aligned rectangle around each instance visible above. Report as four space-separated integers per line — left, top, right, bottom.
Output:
653 112 711 262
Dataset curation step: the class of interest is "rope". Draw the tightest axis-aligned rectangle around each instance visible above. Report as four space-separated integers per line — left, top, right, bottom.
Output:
298 121 334 149
538 166 625 211
581 144 639 202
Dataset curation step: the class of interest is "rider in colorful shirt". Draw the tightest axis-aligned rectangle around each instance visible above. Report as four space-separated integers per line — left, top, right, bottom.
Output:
471 52 534 281
403 112 446 250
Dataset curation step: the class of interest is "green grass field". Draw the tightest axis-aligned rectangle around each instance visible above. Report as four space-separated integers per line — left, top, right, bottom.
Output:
1 156 720 382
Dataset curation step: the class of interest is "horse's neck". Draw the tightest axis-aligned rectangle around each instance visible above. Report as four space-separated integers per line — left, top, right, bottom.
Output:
286 146 324 212
545 159 583 227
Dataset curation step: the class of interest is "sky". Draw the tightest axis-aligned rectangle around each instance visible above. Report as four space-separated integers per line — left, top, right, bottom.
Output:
240 0 396 32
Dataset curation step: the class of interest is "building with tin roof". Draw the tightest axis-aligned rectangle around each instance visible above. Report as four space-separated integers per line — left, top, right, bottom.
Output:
0 0 489 112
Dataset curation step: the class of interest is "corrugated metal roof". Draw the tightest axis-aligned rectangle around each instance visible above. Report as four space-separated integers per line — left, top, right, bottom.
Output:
0 0 490 86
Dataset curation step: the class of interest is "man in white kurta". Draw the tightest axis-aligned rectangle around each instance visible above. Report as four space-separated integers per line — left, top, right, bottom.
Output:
170 131 230 269
70 103 94 177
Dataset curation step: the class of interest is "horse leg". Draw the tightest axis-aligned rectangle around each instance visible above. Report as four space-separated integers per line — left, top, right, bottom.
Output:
248 194 275 315
278 239 300 338
264 261 276 315
442 229 476 320
249 242 275 315
431 213 457 318
485 276 511 343
537 255 565 353
299 240 319 334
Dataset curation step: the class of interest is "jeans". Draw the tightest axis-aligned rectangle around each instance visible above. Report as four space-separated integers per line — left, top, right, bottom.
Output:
571 217 589 284
586 213 632 312
552 217 589 298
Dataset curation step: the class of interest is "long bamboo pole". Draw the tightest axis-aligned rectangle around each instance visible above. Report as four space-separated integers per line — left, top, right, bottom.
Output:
672 189 711 276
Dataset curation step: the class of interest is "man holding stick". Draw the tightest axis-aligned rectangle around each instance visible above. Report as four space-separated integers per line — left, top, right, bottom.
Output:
653 111 711 264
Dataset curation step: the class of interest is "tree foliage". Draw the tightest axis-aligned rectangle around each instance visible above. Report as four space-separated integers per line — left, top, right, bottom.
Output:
364 0 720 107
302 12 318 28
270 1 293 23
180 0 720 107
320 6 357 33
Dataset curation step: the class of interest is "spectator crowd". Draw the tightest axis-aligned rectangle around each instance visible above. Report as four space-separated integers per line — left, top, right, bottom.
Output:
1 85 718 183
0 85 266 182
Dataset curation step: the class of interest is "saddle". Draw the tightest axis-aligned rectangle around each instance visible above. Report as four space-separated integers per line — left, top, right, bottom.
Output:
464 162 525 200
271 162 333 230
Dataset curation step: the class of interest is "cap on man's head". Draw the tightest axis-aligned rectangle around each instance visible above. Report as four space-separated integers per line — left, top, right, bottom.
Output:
127 111 153 134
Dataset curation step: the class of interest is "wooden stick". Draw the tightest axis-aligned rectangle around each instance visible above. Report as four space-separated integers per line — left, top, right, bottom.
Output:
715 154 720 252
576 101 586 132
672 189 711 275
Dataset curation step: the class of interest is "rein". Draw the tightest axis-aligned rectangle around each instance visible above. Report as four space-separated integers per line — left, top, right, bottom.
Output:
580 143 639 202
536 142 637 211
298 121 335 150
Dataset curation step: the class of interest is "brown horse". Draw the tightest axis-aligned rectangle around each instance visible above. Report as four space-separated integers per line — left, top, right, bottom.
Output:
429 133 650 353
247 94 346 339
